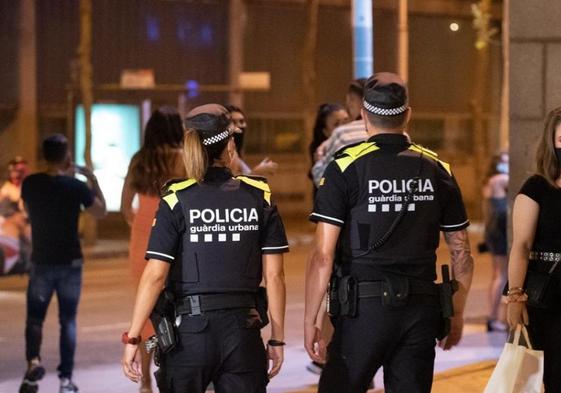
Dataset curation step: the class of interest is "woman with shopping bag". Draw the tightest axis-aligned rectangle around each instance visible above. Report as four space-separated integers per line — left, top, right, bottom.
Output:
505 107 561 392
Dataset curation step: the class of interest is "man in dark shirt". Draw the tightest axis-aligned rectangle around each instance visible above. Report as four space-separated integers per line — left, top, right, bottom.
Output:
19 134 106 393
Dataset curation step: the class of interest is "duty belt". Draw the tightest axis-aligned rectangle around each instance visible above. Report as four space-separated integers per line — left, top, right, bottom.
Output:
358 280 438 298
529 251 561 263
175 293 256 316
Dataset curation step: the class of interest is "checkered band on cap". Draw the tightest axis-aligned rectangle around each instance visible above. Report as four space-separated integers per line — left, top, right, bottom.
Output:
363 100 407 116
202 130 231 146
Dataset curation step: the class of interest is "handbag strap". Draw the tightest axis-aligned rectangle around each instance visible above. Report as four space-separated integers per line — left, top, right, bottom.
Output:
510 324 534 350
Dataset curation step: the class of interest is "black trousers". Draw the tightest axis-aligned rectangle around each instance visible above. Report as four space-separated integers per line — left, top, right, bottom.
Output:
319 297 440 393
158 308 268 393
527 307 561 393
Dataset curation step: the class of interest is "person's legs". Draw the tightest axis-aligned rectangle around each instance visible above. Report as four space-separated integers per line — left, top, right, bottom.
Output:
214 309 268 393
318 299 395 393
488 254 508 325
21 266 54 392
382 304 439 393
54 266 82 380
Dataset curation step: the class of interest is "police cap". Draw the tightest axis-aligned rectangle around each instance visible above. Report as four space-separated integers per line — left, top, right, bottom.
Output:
185 104 234 146
363 72 408 117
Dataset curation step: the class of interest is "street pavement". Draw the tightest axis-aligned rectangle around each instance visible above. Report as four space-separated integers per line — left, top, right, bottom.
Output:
0 222 505 392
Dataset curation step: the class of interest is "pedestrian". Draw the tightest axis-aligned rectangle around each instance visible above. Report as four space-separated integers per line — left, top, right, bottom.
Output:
0 200 30 275
308 103 348 197
482 152 509 332
506 106 561 392
122 104 288 393
120 106 185 393
304 72 474 393
225 104 279 177
19 134 107 393
0 156 29 203
310 78 367 186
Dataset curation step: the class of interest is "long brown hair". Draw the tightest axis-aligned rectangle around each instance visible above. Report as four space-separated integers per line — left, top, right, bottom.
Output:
129 107 185 195
536 107 561 187
182 129 231 182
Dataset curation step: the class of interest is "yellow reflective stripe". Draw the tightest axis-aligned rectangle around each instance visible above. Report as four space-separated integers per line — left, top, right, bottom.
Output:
168 178 197 192
236 176 272 205
163 193 178 209
335 142 379 172
408 145 452 176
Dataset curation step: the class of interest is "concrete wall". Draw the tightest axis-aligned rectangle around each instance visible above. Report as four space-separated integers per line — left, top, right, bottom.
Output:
509 1 561 197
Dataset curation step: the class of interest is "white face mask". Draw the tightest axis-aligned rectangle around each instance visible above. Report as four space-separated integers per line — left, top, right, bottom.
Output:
496 162 508 174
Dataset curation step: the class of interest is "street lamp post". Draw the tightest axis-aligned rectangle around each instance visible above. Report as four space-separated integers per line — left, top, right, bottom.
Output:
352 0 374 78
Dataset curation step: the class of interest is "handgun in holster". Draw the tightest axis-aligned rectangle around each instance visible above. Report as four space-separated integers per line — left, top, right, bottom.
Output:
436 264 459 340
327 266 358 318
149 289 178 354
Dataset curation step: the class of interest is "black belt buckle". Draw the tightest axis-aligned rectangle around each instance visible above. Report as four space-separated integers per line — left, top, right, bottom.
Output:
381 275 410 307
188 295 202 316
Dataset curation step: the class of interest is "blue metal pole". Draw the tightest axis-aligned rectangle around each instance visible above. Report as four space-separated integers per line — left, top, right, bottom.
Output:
352 0 373 78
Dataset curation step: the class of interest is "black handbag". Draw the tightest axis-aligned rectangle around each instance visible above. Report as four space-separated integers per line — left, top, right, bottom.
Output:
524 260 560 309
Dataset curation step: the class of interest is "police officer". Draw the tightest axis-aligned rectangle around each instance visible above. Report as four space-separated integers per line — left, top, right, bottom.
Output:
304 72 474 393
122 104 289 393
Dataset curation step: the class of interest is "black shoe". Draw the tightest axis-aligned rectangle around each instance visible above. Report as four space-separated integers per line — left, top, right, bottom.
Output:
19 364 46 393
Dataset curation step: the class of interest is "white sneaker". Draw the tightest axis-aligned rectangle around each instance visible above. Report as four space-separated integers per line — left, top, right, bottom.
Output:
59 378 79 393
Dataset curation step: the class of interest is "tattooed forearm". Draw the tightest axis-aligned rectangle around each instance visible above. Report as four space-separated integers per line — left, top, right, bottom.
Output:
444 229 474 278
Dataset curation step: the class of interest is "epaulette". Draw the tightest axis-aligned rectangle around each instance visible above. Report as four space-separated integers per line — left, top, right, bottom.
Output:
408 144 452 176
334 141 380 172
236 175 271 205
162 178 197 209
333 140 366 159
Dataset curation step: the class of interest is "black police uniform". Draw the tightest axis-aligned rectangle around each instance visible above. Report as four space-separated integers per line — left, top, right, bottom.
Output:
310 133 469 393
145 167 289 393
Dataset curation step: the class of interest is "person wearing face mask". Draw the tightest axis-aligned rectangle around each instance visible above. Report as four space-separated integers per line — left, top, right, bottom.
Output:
224 105 279 177
122 104 289 393
482 152 509 332
506 107 561 392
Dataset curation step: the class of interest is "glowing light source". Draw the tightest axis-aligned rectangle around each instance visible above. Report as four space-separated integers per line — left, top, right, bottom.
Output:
449 22 460 32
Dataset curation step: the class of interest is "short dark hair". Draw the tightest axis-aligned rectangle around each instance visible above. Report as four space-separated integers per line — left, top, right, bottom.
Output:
348 78 367 98
365 110 409 130
42 134 68 163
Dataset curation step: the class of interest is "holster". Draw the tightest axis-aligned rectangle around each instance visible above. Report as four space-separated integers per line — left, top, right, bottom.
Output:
150 289 178 354
436 265 458 340
255 286 270 327
327 273 358 318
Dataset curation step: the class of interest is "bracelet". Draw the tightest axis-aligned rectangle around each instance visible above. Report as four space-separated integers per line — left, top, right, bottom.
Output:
504 292 528 304
267 339 286 347
506 287 525 296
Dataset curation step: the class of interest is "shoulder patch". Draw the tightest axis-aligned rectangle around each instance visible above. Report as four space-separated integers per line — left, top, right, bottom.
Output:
408 144 452 176
162 178 197 209
236 175 271 205
335 142 379 172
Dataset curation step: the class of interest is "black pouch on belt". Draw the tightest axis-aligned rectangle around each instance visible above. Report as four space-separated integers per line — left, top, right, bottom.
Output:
436 265 458 340
150 290 178 353
338 276 358 317
255 286 270 327
381 274 410 307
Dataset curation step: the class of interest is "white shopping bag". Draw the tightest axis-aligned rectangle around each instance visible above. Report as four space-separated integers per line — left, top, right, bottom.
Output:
483 324 544 393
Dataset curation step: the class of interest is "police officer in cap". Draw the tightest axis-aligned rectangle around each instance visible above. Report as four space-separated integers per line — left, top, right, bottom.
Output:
304 72 474 393
122 104 289 392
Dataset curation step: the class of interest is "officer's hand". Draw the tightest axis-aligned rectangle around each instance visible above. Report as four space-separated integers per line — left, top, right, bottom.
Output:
267 344 284 379
122 343 142 382
439 314 464 350
304 323 326 363
507 302 529 329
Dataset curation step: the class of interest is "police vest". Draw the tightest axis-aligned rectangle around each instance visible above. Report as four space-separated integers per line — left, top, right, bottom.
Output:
335 141 452 271
164 175 272 295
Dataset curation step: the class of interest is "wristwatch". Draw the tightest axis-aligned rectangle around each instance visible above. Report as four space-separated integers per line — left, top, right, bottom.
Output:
267 339 286 347
121 332 142 345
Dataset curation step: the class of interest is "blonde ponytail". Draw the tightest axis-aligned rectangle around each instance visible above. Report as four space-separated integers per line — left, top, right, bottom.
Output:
183 129 207 182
